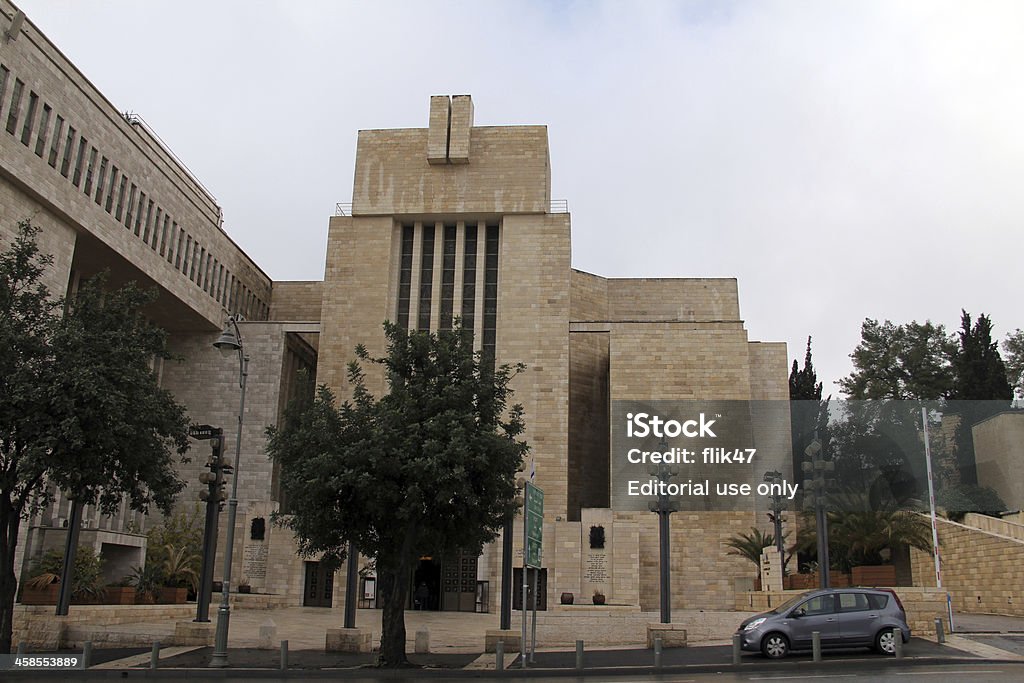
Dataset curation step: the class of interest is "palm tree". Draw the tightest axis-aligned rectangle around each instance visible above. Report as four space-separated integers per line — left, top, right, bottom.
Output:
725 527 788 579
795 490 933 572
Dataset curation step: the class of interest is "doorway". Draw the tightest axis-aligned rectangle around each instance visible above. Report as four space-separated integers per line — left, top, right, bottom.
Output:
303 561 335 607
411 557 441 610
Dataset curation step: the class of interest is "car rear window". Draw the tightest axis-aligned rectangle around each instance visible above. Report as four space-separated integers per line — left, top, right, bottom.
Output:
866 593 889 610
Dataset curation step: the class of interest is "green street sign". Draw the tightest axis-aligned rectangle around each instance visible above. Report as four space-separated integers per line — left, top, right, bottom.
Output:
525 483 544 568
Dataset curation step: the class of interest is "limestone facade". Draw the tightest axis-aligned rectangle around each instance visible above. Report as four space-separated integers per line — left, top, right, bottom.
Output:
5 0 792 621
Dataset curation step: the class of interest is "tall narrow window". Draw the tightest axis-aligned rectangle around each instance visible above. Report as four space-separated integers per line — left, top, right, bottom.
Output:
34 103 51 157
396 225 414 330
103 166 118 212
182 236 193 274
82 147 98 195
94 156 108 205
20 91 38 146
417 224 435 331
461 224 478 334
133 192 147 235
175 229 185 269
71 137 87 186
6 78 24 135
190 243 200 281
0 66 9 120
124 184 137 228
439 224 457 330
158 215 170 256
167 223 179 264
61 127 77 178
149 208 162 250
482 224 499 360
114 175 128 220
48 114 64 167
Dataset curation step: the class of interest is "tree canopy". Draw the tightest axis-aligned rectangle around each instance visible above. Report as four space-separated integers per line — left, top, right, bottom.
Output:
267 322 528 666
838 319 957 400
0 220 190 652
1004 329 1024 400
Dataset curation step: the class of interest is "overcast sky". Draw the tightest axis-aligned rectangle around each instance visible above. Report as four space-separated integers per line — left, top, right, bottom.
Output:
18 0 1024 397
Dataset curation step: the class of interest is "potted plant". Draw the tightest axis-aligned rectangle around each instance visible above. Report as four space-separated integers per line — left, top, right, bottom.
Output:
129 563 162 604
158 544 198 603
560 592 574 605
592 589 606 606
104 577 137 605
23 547 104 605
237 576 252 594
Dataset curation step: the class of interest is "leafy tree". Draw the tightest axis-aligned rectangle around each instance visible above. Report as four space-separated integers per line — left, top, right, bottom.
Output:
267 322 528 667
839 319 956 400
789 336 830 481
1003 329 1024 400
0 220 191 652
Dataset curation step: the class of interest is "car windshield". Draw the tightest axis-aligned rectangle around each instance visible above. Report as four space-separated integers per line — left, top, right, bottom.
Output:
770 593 812 614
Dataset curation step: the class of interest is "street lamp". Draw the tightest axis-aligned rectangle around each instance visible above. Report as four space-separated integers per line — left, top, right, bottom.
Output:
648 437 679 624
763 470 785 556
210 316 249 668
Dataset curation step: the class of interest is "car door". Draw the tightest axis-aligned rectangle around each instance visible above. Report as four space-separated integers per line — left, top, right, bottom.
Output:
786 594 839 649
837 591 879 646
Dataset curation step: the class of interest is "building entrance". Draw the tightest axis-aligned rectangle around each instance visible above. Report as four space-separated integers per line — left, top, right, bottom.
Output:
411 557 441 610
303 561 334 607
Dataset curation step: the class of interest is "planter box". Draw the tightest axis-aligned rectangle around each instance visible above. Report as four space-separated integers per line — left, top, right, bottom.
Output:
851 565 896 587
20 585 58 605
830 572 851 587
785 574 818 590
157 587 189 604
103 586 137 605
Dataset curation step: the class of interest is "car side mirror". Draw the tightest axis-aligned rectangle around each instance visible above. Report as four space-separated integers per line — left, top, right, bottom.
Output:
791 607 806 618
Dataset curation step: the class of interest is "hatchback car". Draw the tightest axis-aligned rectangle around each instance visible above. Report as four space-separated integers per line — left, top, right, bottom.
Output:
737 588 911 658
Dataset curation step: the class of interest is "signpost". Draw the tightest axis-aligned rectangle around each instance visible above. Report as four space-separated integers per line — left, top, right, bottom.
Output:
522 482 543 667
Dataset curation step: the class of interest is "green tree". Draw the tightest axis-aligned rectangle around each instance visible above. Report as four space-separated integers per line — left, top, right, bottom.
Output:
0 221 191 652
724 527 789 578
789 336 830 482
948 311 1014 485
839 319 956 400
1003 329 1023 399
267 322 528 667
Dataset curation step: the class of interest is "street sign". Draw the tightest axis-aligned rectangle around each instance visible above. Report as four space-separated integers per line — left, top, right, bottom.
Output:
525 483 543 568
189 424 221 440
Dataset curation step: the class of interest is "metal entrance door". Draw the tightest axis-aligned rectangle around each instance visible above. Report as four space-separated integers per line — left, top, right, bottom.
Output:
442 551 479 611
303 561 334 607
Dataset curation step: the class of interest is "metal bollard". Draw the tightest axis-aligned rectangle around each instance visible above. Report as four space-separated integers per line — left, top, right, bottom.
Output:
150 641 160 669
893 628 903 658
654 637 662 669
575 639 584 670
82 640 93 669
812 631 821 662
280 639 288 671
495 640 504 671
732 633 741 665
935 617 945 644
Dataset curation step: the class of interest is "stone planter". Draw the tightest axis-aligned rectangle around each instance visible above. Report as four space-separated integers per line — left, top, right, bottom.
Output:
592 593 605 605
560 592 574 605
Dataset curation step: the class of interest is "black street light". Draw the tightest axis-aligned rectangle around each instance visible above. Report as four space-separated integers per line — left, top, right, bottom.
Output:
648 438 679 624
195 427 227 623
801 433 833 589
763 469 785 556
210 317 249 668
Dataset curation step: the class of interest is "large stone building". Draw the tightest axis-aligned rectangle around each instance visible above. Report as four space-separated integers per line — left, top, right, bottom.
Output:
2 1 789 617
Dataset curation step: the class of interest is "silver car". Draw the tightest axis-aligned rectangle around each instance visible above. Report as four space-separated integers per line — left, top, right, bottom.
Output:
737 588 911 658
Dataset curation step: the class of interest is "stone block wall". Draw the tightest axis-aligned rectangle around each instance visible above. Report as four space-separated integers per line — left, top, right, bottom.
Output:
270 280 323 322
0 0 271 328
910 514 1024 616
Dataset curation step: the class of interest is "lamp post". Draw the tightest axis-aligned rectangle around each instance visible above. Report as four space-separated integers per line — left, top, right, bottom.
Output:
210 316 249 668
763 470 785 556
648 438 679 624
801 433 832 589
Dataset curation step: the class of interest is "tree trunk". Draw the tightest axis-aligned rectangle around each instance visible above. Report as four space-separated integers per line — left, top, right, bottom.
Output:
0 497 22 654
377 563 410 667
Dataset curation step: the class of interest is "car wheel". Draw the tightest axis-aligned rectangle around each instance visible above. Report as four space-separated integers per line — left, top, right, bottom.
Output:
875 628 898 655
761 632 790 659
